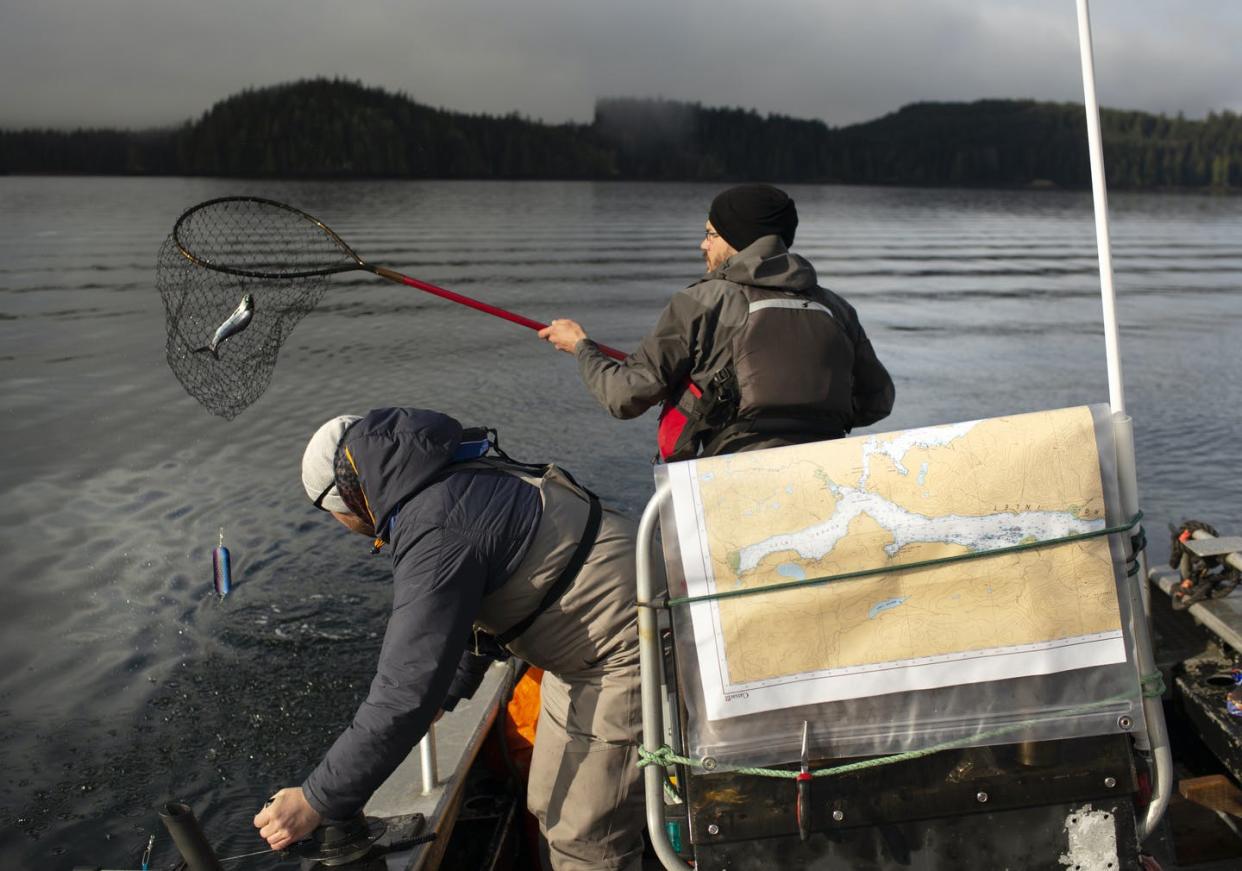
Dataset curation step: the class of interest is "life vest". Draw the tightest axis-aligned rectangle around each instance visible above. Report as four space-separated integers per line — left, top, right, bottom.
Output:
656 368 739 462
444 437 604 652
656 285 855 462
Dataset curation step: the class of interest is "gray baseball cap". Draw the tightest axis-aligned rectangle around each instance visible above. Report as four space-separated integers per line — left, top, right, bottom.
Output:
302 414 362 514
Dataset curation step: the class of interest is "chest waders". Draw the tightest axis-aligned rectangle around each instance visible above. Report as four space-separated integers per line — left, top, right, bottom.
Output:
465 458 638 675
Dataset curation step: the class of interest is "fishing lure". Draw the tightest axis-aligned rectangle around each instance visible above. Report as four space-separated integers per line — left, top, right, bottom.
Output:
1228 670 1242 719
194 293 254 360
213 527 233 599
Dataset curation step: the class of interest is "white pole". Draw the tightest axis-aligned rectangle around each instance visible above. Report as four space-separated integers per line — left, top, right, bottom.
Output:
1075 0 1171 841
1075 0 1125 415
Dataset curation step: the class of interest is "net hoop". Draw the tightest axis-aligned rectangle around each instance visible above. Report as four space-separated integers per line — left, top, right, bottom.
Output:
172 196 364 280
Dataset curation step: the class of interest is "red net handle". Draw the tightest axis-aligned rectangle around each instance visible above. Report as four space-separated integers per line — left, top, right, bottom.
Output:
375 266 627 361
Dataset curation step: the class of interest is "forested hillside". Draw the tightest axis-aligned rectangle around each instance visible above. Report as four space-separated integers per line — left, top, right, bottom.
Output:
2 79 1237 189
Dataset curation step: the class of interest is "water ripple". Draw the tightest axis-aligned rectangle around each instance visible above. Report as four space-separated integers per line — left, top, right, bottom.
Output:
1 176 1240 869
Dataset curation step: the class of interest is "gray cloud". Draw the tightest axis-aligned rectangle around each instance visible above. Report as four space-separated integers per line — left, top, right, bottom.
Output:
1 0 1238 129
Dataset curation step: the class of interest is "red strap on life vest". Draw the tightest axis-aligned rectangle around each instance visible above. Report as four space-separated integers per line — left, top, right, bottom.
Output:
657 379 702 461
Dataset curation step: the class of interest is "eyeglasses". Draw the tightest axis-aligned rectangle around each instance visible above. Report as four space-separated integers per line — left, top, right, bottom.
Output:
312 482 336 512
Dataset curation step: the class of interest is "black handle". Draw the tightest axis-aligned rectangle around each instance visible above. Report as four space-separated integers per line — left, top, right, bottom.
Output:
159 801 224 871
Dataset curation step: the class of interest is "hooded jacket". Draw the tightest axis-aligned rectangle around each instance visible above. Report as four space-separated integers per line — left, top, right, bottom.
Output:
301 408 543 820
574 235 895 455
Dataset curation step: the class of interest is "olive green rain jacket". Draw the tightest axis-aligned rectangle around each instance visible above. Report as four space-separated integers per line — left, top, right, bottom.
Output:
574 235 895 458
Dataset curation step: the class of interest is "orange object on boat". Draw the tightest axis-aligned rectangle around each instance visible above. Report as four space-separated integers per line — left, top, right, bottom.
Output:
503 667 543 779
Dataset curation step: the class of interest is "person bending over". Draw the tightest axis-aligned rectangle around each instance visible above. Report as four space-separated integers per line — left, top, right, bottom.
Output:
254 407 645 871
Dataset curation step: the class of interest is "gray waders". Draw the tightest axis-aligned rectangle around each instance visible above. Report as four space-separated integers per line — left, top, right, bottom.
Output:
473 463 646 871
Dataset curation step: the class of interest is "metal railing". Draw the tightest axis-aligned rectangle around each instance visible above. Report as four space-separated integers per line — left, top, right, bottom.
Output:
637 482 692 871
419 727 438 795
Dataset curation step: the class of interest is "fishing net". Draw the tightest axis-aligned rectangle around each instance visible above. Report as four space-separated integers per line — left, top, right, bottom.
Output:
156 234 330 420
156 196 609 420
156 197 358 420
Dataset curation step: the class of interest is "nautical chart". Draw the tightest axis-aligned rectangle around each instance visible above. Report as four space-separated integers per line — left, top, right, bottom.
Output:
663 405 1126 721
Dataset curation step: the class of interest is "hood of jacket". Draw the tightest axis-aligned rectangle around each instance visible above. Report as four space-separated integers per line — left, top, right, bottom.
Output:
339 407 465 534
713 234 818 293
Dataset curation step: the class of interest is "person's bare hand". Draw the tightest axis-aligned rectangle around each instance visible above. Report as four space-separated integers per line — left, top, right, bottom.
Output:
253 787 321 851
538 319 587 353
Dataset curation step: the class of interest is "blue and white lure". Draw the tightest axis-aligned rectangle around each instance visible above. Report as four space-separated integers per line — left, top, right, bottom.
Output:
213 527 233 600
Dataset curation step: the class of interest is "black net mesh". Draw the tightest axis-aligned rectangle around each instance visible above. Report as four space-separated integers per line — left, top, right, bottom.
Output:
173 197 358 278
156 197 363 419
157 235 330 419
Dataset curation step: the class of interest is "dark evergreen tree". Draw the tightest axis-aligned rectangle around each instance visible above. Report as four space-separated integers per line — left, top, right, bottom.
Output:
1 80 1237 190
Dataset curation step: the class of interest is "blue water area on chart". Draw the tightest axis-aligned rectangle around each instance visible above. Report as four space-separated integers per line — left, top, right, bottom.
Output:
868 597 909 619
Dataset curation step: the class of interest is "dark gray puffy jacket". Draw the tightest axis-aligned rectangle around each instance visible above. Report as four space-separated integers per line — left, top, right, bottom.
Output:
301 408 541 820
575 235 895 456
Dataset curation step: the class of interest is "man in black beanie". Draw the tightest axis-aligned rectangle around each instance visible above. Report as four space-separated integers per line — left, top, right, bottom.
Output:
707 183 799 251
540 183 894 460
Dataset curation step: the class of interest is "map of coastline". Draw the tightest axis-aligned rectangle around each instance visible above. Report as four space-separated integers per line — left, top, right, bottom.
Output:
670 406 1125 699
735 484 1104 571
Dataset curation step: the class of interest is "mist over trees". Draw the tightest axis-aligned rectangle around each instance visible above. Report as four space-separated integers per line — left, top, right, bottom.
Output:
1 78 1238 189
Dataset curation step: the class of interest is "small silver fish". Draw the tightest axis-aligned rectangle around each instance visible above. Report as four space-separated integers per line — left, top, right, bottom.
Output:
194 293 254 360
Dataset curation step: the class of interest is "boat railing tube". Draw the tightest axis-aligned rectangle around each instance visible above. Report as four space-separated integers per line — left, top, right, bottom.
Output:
1112 415 1173 839
419 724 439 795
159 801 225 871
637 483 692 871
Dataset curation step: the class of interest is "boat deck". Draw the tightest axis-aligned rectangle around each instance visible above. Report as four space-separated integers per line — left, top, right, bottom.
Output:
365 663 510 871
358 563 1240 871
1150 566 1242 655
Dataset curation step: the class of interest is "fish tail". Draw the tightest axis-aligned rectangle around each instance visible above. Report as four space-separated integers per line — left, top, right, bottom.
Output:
192 346 220 360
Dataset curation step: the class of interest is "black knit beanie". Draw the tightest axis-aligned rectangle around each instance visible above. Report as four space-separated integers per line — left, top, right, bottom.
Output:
708 184 798 251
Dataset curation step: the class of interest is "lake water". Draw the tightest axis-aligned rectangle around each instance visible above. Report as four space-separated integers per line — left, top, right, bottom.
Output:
1 177 1239 868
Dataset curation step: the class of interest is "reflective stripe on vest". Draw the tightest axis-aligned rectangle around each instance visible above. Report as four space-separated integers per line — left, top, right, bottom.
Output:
747 298 836 318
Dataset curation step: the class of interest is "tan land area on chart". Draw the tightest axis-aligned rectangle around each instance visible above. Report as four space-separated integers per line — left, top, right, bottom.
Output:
690 406 1123 685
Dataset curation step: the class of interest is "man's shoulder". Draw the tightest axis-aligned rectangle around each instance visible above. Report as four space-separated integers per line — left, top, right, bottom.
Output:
806 284 859 319
676 274 746 309
391 470 538 549
431 464 536 505
684 274 853 309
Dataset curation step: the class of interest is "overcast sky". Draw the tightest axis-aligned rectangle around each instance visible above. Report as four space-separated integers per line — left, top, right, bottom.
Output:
1 0 1239 130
